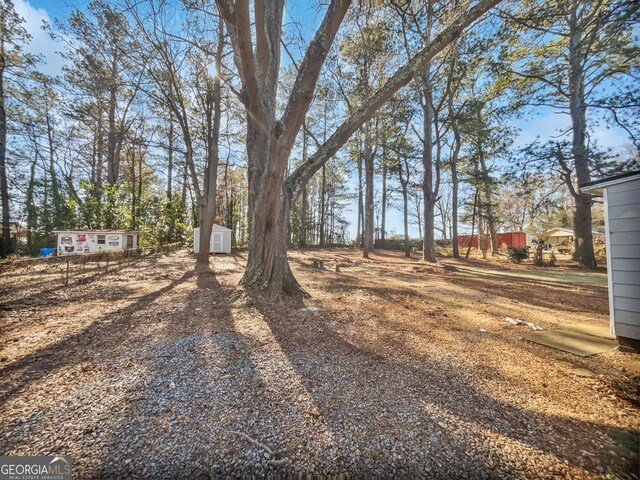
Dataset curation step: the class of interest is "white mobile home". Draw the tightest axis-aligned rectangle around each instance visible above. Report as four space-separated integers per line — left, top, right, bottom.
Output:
537 227 574 246
536 227 605 252
54 230 139 256
582 170 640 352
193 224 232 254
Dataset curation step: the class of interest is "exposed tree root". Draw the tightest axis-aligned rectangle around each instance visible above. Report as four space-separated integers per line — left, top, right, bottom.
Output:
235 262 310 303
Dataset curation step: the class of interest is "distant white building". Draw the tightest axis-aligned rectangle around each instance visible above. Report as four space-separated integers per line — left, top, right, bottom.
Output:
193 224 232 254
536 227 605 252
54 230 138 256
537 227 574 246
582 170 640 353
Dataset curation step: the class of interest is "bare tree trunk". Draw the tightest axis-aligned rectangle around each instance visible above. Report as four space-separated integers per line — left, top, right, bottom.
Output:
130 149 136 228
450 100 461 258
25 126 39 254
45 109 64 230
420 0 438 263
96 103 104 193
219 0 501 297
166 118 176 240
466 188 479 260
403 186 410 258
478 208 488 259
329 183 335 243
363 121 374 258
381 146 387 242
477 144 497 254
357 139 363 248
319 164 326 245
422 64 437 263
196 22 224 270
107 54 118 185
399 158 410 258
569 4 595 267
300 185 307 246
26 159 37 253
167 119 174 199
180 158 187 213
218 0 313 295
0 34 9 256
137 149 143 230
299 124 308 246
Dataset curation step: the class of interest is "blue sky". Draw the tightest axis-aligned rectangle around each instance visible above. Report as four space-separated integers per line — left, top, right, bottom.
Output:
16 0 632 240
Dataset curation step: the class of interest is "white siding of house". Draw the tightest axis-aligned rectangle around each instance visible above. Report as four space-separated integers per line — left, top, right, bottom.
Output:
605 177 640 340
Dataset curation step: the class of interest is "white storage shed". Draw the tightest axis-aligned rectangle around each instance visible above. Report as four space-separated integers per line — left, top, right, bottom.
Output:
582 170 640 352
193 224 232 254
54 230 138 256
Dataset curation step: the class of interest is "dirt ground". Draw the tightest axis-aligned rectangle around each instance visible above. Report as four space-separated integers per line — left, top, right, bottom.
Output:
0 248 638 478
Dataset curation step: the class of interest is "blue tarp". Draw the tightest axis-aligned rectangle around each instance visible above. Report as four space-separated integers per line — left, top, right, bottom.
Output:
40 248 57 257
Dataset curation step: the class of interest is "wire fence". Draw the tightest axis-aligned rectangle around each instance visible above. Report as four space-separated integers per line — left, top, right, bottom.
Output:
0 242 187 287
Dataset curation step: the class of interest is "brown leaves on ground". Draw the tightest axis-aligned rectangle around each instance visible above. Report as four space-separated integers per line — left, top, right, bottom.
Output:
0 248 638 478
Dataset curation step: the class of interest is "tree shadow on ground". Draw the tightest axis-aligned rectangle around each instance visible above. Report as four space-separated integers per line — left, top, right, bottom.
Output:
251 295 638 477
0 269 196 407
1 268 238 476
315 256 609 315
442 269 609 314
1 253 636 478
1 266 334 478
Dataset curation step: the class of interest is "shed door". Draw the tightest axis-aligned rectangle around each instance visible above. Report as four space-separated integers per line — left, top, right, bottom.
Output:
212 232 223 252
127 235 134 250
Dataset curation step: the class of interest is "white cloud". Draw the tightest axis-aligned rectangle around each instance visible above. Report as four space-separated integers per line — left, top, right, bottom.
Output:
14 0 66 77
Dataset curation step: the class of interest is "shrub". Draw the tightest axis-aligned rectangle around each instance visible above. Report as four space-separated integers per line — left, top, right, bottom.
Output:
435 239 452 248
506 246 529 263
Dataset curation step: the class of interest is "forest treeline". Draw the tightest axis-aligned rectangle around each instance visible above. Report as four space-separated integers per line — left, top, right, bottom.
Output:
1 0 638 295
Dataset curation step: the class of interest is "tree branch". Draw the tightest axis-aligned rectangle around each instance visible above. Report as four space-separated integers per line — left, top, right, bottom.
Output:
277 0 350 152
286 0 502 198
216 0 261 116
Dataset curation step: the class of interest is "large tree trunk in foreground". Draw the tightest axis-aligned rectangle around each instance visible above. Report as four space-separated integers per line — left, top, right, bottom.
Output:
217 0 348 296
219 0 501 297
568 4 595 267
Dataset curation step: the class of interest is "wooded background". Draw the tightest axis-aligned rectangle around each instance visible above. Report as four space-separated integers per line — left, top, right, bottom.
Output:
1 0 638 284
